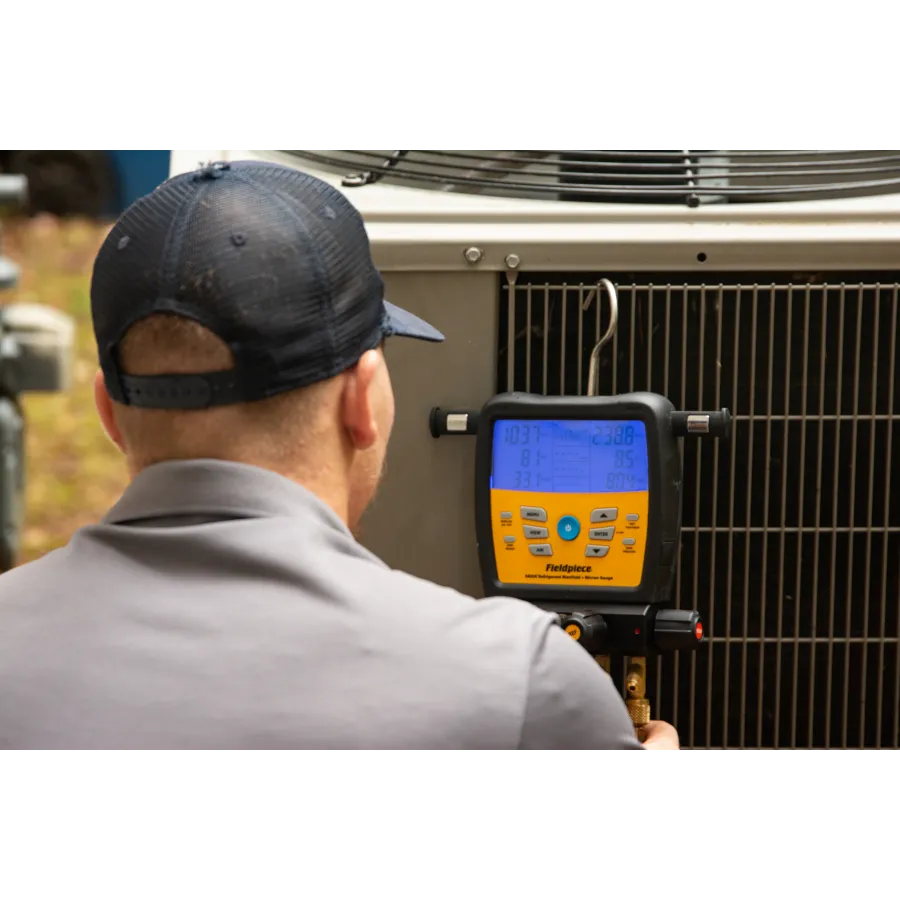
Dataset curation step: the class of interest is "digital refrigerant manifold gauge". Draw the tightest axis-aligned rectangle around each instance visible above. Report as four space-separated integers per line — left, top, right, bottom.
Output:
431 391 730 656
477 391 679 604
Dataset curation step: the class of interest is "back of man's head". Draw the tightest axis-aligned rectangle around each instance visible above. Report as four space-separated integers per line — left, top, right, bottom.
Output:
107 312 334 472
89 160 444 525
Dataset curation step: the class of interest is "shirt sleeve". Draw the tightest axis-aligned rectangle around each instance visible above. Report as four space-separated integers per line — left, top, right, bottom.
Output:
518 615 644 750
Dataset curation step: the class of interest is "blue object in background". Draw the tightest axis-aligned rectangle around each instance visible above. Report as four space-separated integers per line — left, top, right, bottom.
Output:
105 151 171 214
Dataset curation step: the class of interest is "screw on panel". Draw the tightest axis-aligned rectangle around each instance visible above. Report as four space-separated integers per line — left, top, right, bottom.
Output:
343 173 370 187
463 247 484 265
505 253 521 269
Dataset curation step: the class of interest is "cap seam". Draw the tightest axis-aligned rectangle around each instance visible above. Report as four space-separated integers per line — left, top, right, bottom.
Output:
158 179 213 305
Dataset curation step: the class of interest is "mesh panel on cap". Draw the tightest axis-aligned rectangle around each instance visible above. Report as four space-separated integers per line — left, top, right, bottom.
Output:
91 176 196 348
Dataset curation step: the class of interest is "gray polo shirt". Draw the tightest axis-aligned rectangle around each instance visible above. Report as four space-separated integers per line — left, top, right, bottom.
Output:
0 460 642 749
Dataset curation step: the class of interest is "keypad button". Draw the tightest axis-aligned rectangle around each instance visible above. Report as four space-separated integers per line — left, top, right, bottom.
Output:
626 513 640 522
500 511 513 520
556 515 581 541
585 545 610 558
529 543 553 557
503 535 516 544
521 506 548 522
590 508 618 523
523 525 549 539
622 537 636 546
588 526 615 541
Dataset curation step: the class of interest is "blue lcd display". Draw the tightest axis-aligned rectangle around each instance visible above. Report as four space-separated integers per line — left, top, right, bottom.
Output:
491 419 649 493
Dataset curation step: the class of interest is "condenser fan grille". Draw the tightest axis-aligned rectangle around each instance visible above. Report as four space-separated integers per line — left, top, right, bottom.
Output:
283 151 900 206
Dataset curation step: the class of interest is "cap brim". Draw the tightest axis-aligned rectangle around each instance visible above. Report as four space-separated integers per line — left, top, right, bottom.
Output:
383 300 445 342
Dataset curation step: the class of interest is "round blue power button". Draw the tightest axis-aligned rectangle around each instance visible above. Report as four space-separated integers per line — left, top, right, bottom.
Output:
557 515 581 541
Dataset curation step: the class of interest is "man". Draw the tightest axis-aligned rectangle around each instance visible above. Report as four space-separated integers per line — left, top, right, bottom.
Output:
0 160 679 749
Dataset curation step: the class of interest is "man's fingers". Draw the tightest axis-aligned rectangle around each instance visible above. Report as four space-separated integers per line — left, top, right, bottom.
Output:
637 720 680 749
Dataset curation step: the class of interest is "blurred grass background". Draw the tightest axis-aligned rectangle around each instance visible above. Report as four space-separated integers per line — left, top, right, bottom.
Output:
4 216 129 563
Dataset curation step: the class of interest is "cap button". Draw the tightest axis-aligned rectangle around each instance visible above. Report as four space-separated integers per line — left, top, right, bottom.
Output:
194 161 231 181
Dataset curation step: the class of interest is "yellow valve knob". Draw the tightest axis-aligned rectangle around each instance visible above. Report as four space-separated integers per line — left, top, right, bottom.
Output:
627 698 651 727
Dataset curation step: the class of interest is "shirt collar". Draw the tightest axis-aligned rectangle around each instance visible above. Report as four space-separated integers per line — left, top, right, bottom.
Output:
102 459 351 534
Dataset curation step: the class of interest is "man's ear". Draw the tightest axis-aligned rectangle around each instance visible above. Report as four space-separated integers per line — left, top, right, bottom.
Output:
340 350 382 450
94 370 126 453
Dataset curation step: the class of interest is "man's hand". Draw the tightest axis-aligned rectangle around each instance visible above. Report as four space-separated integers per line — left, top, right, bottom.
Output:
637 720 680 750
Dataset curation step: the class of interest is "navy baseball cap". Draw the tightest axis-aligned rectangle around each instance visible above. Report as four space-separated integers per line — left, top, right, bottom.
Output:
90 160 444 410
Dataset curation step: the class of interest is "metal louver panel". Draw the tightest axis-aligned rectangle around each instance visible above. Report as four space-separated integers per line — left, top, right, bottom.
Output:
499 274 900 748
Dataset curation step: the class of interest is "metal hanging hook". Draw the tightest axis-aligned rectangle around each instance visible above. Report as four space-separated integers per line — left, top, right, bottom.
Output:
585 278 619 398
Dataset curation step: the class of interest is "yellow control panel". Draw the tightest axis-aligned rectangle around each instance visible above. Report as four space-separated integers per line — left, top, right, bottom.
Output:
490 489 649 587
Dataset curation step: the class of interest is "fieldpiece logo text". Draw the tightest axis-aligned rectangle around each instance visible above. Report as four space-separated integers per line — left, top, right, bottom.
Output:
545 563 593 573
